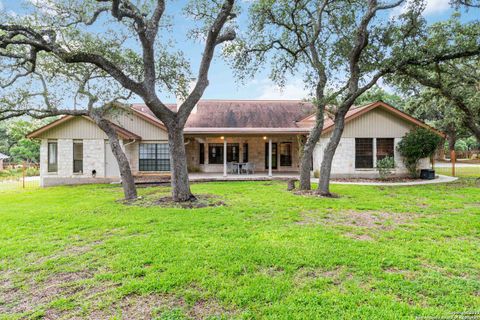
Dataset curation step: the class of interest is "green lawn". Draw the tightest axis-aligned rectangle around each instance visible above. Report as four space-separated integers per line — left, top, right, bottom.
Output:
0 180 479 319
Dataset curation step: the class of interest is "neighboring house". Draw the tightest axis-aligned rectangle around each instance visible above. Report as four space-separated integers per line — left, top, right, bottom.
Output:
27 100 443 187
0 153 8 171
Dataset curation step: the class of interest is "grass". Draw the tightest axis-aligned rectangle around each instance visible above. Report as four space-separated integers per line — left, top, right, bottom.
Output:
0 180 479 319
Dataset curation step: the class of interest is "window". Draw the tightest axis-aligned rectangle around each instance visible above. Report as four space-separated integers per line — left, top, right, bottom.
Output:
199 143 205 165
355 138 373 168
243 143 248 162
73 141 83 173
48 141 58 172
376 138 394 161
280 142 292 166
227 143 239 162
208 144 223 164
139 143 170 171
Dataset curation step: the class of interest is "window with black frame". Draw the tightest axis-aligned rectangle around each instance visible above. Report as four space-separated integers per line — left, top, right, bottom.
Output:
139 143 170 171
208 144 223 164
280 142 292 166
376 138 394 161
199 143 205 165
73 141 83 173
243 143 248 162
355 138 373 168
48 141 58 172
227 143 239 162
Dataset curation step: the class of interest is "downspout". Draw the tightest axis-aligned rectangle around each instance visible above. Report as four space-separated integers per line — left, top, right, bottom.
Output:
124 139 136 147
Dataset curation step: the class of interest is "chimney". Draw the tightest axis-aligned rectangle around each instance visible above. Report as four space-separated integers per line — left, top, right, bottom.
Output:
176 79 198 113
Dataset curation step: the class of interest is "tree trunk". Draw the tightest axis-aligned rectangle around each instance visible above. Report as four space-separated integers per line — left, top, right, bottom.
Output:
447 132 456 159
299 110 326 190
167 126 196 202
93 116 137 200
318 113 347 196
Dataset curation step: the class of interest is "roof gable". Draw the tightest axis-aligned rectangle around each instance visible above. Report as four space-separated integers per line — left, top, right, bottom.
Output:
27 115 141 140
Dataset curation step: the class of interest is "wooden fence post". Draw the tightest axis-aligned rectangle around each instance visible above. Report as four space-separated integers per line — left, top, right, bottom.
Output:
450 150 456 177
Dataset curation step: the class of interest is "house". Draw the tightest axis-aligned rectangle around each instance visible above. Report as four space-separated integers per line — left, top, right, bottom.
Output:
0 153 8 171
26 100 443 187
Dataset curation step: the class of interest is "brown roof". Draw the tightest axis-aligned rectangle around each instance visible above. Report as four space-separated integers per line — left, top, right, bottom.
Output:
27 100 444 139
132 100 316 129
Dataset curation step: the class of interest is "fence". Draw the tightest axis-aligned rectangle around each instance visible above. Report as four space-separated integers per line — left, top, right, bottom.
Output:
0 162 40 191
434 151 480 178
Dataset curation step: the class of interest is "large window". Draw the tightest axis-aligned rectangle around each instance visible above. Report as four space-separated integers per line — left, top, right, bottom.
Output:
208 144 223 164
48 141 58 173
199 143 205 165
376 138 394 161
227 143 239 162
73 141 83 173
139 143 170 171
355 138 373 168
280 142 292 166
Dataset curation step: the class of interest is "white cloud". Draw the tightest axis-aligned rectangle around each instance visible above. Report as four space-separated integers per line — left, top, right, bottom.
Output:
252 78 310 100
423 0 451 15
391 0 451 17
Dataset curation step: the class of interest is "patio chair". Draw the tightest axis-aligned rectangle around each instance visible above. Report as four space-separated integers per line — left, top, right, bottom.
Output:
243 162 255 174
227 162 235 174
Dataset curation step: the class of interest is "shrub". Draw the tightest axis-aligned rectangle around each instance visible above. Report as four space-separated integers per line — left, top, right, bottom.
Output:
397 128 442 177
377 156 395 180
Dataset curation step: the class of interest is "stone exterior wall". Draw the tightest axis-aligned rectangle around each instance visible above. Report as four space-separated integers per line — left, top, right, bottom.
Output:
185 135 302 173
313 137 431 178
83 140 105 177
40 138 112 187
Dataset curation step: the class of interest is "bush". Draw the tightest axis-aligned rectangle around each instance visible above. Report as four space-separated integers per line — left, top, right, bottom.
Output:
397 128 442 177
377 156 395 180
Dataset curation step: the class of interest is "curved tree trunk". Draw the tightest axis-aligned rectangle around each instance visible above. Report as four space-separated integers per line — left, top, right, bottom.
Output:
318 113 347 196
93 116 137 200
167 126 196 202
299 107 326 190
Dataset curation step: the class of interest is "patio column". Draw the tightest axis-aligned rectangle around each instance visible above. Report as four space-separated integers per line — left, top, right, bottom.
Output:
268 138 272 177
223 139 227 177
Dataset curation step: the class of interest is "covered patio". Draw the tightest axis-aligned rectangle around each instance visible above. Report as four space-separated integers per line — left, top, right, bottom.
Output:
184 132 307 177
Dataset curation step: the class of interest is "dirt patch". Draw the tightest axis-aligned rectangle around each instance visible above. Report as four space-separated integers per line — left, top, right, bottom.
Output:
323 210 415 230
344 232 374 241
295 266 353 286
258 266 285 277
0 270 103 315
89 293 235 320
297 210 416 235
124 194 227 209
293 190 341 198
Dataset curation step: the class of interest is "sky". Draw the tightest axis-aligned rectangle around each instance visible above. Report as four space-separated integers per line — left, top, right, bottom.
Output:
0 0 478 104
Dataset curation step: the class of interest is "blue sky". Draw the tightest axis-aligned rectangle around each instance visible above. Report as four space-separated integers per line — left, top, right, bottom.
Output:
1 0 478 104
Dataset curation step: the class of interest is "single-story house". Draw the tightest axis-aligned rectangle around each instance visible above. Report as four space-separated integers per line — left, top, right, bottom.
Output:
27 100 443 187
0 153 8 171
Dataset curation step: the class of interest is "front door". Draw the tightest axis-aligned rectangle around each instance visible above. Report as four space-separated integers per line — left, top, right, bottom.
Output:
265 142 278 170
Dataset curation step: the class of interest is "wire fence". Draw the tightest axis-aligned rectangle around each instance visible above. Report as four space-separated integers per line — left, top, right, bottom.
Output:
434 153 480 178
0 162 40 191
